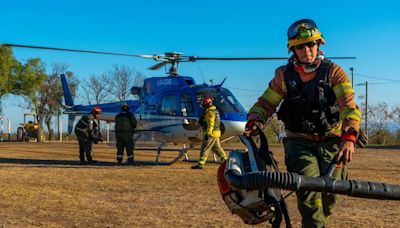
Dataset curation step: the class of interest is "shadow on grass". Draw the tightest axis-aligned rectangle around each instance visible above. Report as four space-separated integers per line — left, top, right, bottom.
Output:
0 157 177 168
0 158 123 168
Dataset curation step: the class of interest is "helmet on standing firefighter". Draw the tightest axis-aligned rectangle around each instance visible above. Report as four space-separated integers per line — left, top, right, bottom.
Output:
91 106 102 115
202 96 213 106
121 103 130 112
287 19 325 52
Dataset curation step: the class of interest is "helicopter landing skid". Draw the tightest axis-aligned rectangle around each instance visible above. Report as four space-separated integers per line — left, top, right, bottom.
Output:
182 152 222 164
133 146 188 166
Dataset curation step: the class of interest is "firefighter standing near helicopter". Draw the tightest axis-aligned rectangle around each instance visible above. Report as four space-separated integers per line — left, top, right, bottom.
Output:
74 106 102 165
245 19 361 227
115 103 137 165
192 96 227 169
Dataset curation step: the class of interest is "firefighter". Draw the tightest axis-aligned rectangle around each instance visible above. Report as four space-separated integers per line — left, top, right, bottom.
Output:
192 96 227 169
74 106 102 165
115 103 137 165
245 19 361 227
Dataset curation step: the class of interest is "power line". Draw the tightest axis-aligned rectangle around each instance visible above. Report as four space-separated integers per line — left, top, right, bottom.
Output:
355 81 400 86
354 73 400 83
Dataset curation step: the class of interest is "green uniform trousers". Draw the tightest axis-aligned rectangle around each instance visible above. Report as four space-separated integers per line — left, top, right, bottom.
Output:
116 132 134 163
197 136 227 165
283 137 347 228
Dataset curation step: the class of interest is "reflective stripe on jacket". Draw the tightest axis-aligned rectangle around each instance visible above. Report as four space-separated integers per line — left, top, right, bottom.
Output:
75 114 96 133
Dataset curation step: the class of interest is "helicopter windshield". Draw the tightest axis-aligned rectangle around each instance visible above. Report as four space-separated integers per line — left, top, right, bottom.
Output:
196 87 246 113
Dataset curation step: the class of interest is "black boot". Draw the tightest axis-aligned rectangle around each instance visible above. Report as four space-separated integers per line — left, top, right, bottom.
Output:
191 164 204 169
87 160 97 164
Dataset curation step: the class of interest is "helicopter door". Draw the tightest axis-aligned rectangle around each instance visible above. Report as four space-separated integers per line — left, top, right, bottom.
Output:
180 93 200 130
160 93 178 116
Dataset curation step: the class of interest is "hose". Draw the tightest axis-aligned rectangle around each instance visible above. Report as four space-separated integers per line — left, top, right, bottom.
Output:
225 170 400 200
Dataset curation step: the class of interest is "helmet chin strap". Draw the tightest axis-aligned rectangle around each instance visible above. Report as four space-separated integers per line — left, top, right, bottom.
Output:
290 51 325 73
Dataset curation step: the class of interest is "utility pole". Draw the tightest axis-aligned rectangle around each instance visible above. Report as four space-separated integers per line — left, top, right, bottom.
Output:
365 81 368 137
355 81 368 137
349 67 354 87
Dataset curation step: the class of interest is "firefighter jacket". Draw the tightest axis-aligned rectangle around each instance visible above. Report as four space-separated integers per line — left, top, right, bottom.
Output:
115 111 137 133
74 113 98 138
204 105 221 138
248 60 361 137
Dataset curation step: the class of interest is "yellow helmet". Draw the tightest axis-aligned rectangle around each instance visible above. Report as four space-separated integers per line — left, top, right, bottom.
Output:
287 19 325 51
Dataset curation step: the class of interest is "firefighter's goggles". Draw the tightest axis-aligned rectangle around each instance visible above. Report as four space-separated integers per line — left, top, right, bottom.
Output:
294 40 318 50
287 19 317 40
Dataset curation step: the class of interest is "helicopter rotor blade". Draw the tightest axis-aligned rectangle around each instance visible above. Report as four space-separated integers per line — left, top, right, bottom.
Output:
2 43 145 58
188 56 356 61
149 62 166 70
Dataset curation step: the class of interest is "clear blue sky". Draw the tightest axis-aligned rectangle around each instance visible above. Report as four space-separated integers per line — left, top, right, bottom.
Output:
1 0 400 132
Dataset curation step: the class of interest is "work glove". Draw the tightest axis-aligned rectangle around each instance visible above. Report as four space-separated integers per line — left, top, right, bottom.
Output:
204 134 209 141
244 120 264 137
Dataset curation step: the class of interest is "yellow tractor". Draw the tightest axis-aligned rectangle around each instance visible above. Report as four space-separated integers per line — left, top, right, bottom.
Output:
17 113 40 142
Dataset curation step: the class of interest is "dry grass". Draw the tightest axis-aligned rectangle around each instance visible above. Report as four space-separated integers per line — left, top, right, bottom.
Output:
0 142 399 227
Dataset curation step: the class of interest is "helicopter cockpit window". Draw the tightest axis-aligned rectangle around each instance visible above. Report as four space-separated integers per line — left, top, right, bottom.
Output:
195 88 246 113
161 95 177 115
180 93 195 117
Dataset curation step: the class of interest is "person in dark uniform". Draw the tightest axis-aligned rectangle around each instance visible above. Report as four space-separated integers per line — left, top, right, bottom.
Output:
192 96 227 169
74 106 102 165
115 103 137 165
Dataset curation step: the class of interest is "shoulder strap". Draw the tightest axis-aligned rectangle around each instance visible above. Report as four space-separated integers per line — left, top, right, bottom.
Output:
283 63 306 99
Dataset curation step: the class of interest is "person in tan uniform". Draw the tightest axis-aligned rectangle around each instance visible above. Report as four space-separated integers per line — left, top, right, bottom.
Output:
245 19 361 227
192 96 227 169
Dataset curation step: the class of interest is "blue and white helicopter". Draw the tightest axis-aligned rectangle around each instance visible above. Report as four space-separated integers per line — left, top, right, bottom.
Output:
59 53 248 145
57 51 250 164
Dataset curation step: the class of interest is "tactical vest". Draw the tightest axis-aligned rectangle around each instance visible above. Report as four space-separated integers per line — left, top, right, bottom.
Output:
277 59 340 135
75 114 97 132
115 111 137 133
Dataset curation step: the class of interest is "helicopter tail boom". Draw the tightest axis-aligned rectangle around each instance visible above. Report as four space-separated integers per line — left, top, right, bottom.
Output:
60 74 74 107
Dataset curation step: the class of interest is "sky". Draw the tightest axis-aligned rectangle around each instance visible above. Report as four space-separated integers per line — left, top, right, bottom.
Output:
1 0 400 132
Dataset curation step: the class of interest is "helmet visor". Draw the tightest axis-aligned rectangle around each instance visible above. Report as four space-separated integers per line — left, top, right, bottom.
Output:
287 19 318 40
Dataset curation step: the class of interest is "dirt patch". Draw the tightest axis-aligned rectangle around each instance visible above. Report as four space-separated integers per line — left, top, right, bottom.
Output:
0 142 399 227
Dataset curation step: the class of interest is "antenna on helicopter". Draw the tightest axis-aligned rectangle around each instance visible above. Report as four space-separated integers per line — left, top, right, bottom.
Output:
198 68 206 84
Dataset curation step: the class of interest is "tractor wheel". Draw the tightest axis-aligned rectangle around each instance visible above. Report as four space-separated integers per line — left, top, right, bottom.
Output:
17 127 24 142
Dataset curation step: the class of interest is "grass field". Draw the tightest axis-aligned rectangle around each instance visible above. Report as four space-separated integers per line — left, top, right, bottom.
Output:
0 142 399 227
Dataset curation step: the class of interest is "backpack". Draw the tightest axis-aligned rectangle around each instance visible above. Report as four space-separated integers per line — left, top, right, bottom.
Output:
217 128 291 227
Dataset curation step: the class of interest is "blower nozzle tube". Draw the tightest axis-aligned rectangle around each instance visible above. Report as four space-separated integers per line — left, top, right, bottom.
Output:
225 170 400 201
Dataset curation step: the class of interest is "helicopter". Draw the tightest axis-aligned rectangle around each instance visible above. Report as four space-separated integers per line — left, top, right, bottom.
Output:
3 43 355 165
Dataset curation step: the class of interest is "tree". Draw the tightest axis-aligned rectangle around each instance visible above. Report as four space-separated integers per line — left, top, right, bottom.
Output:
393 106 400 129
79 73 113 105
43 63 78 140
107 64 145 101
367 102 394 145
17 58 47 141
0 46 21 114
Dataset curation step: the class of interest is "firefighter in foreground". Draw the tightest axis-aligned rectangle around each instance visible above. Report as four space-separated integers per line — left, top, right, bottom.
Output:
245 19 361 227
115 103 137 165
74 106 102 165
192 96 227 169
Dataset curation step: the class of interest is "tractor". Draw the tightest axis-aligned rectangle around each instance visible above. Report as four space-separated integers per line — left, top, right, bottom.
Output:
16 113 40 142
